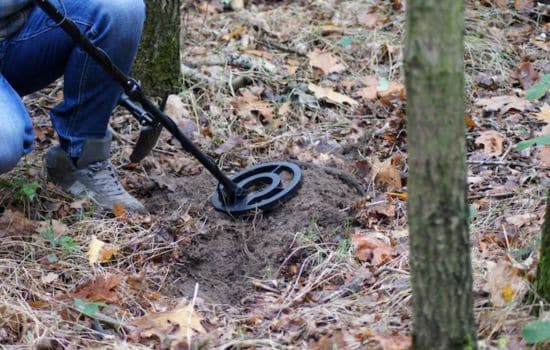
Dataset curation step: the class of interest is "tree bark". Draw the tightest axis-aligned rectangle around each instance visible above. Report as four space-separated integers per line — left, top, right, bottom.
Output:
133 0 182 97
404 1 477 349
537 189 550 301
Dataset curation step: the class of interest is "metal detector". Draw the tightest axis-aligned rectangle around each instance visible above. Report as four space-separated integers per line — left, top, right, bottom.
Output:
33 0 302 216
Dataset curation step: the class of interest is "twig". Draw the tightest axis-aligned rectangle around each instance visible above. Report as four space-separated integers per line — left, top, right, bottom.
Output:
467 160 528 167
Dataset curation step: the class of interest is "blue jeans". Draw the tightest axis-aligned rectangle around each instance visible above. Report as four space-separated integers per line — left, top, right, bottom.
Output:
0 0 145 174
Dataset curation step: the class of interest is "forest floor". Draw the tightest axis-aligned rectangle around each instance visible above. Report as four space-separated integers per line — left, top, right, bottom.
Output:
0 0 549 349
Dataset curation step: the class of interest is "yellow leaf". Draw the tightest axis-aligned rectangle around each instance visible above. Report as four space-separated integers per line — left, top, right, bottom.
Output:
308 83 358 106
88 235 104 265
534 104 550 124
222 27 245 41
99 246 120 263
88 236 119 264
386 192 408 200
501 283 515 303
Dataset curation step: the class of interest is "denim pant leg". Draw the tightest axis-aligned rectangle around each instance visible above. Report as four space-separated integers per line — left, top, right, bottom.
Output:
1 0 145 159
0 74 34 174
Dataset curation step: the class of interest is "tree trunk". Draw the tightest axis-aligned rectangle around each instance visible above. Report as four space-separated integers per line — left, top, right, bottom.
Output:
537 189 550 301
133 0 182 97
404 1 477 349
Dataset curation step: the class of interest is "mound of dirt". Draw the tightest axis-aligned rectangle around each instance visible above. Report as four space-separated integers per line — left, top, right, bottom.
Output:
145 166 361 304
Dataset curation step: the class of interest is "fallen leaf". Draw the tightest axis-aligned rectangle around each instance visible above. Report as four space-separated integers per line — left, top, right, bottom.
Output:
308 83 358 106
534 104 550 123
377 81 406 100
133 301 206 348
372 157 402 190
69 275 123 303
42 272 59 284
538 147 550 167
351 233 393 266
357 12 384 29
465 115 477 128
230 0 244 10
486 260 528 307
505 213 537 227
113 203 126 219
310 331 349 350
475 130 506 157
213 135 243 155
278 101 291 116
222 27 245 41
511 61 539 89
475 95 531 113
373 334 412 350
164 95 192 130
307 48 346 75
357 75 379 100
231 91 279 131
0 210 36 238
87 235 119 264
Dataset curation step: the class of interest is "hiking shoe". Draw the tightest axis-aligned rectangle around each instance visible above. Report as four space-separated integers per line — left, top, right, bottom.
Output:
45 131 145 212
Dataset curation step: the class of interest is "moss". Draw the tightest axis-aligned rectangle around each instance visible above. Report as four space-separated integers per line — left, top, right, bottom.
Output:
133 0 182 97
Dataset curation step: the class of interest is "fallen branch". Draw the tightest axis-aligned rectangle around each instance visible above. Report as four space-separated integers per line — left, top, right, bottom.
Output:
184 53 278 74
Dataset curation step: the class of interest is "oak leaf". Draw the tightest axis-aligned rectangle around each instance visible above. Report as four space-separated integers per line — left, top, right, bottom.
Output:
351 233 393 266
70 275 123 304
307 49 346 75
133 301 206 349
308 83 358 106
475 130 506 157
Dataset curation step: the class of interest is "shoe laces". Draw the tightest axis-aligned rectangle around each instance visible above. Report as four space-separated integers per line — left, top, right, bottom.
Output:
85 160 125 195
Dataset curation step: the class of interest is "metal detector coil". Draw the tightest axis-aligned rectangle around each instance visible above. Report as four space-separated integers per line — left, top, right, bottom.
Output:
211 161 302 215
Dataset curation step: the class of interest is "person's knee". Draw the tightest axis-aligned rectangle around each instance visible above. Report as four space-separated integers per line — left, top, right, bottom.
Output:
0 131 25 174
94 0 146 44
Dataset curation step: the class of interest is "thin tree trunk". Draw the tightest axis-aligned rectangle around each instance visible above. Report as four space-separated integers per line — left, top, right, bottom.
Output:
133 0 182 97
404 1 477 349
537 189 550 301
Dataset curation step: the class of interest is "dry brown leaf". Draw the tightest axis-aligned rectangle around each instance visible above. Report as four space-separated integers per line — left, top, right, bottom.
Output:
308 83 358 106
372 157 402 190
465 115 477 128
278 101 291 116
307 48 346 75
512 61 539 89
113 203 126 219
475 95 531 113
486 260 528 307
537 147 550 167
231 91 279 132
213 135 243 155
534 104 550 123
133 301 206 348
70 275 123 303
373 334 412 350
505 213 537 227
531 35 550 52
285 59 299 75
357 12 384 29
0 210 36 238
351 233 393 266
377 81 406 100
475 130 506 157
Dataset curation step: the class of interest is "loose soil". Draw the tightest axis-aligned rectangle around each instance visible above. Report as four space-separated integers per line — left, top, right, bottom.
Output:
145 166 361 304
